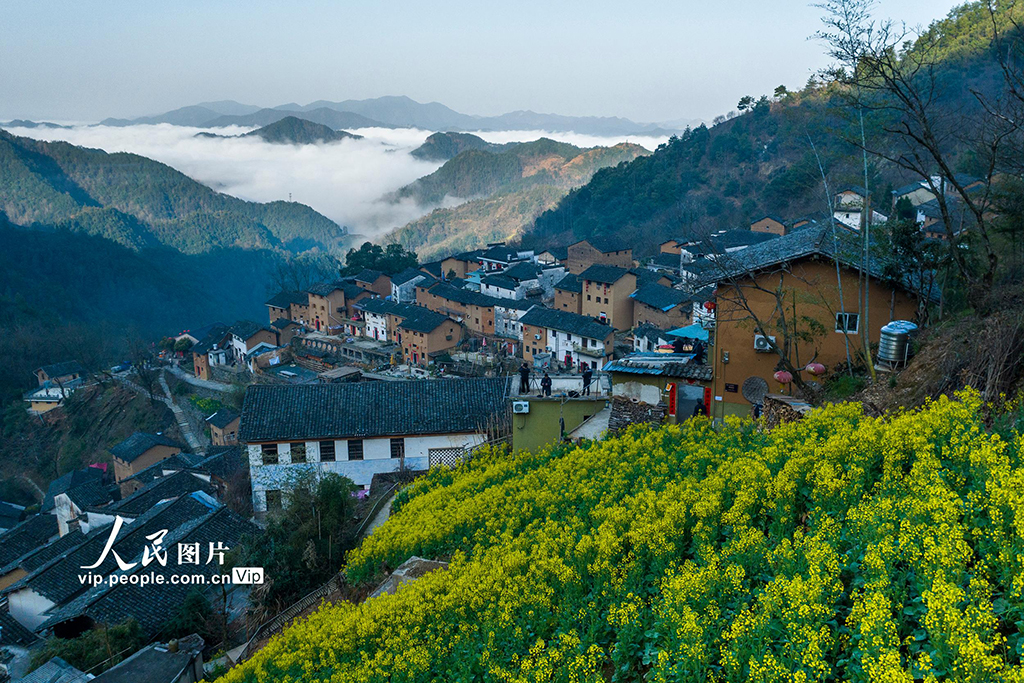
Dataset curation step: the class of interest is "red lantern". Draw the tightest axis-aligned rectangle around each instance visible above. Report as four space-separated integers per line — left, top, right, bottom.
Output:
773 370 793 384
805 362 826 376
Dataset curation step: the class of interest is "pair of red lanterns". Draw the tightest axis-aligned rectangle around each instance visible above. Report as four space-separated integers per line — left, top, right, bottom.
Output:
773 362 826 385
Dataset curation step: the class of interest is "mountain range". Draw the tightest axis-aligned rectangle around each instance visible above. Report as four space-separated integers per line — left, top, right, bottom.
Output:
94 95 689 136
195 116 362 145
519 0 1014 256
386 137 649 259
0 129 349 254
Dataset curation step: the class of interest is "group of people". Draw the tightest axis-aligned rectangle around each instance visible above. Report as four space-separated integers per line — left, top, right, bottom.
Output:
518 363 594 397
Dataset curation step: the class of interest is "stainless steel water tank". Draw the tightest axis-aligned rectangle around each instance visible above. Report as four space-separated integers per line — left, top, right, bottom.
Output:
878 320 918 363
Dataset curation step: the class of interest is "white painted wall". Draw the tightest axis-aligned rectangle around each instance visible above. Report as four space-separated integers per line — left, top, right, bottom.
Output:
364 312 388 341
248 432 487 510
8 588 55 630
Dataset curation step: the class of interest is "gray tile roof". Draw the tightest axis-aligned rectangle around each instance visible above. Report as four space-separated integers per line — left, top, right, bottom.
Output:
92 638 204 683
37 361 86 378
427 282 503 308
110 432 182 464
576 236 630 253
698 223 941 302
40 497 258 637
397 307 451 333
193 446 243 481
0 608 38 646
605 353 713 381
0 514 58 568
354 268 384 283
392 267 430 286
265 290 307 309
190 323 229 355
109 470 217 517
20 657 89 683
519 307 615 341
554 273 582 292
41 468 104 513
481 273 518 290
17 529 90 575
206 408 239 429
64 479 115 509
121 451 205 487
631 283 691 311
479 245 520 262
356 297 408 315
239 377 511 442
580 264 631 284
502 261 542 281
229 319 271 341
707 229 780 251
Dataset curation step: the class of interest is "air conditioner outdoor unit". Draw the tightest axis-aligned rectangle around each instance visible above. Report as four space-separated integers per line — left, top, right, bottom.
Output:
512 401 530 414
753 334 776 353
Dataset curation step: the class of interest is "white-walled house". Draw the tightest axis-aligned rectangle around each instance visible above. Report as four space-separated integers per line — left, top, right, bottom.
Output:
239 378 511 512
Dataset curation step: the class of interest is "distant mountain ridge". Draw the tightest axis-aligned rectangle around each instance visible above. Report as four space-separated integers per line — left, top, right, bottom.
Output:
410 132 504 161
194 117 361 144
93 95 683 136
386 138 650 259
0 129 348 254
390 137 649 205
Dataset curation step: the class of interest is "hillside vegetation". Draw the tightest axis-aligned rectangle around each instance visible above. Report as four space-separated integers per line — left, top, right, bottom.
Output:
525 1 1021 255
388 185 564 260
242 116 361 144
410 132 503 161
387 139 649 257
0 129 348 254
222 390 1024 681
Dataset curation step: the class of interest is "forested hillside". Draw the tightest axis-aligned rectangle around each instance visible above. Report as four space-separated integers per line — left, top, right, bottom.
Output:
410 132 502 161
390 138 647 205
525 0 1019 255
0 130 349 253
242 116 362 144
387 139 648 257
0 223 295 400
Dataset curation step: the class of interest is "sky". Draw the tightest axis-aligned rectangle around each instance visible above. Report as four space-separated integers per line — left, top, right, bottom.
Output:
1 0 957 124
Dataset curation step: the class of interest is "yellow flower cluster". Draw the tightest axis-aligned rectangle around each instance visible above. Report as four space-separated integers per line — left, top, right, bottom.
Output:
220 390 1024 682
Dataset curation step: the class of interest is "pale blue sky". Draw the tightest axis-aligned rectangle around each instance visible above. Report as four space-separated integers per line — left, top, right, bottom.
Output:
1 0 956 123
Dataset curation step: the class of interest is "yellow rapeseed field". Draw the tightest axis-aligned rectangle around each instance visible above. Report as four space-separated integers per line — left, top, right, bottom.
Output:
221 390 1024 682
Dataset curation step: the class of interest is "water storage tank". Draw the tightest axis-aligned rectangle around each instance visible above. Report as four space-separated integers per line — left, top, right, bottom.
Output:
878 320 918 363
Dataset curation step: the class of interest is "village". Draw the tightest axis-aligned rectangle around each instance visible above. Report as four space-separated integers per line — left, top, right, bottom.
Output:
6 180 957 681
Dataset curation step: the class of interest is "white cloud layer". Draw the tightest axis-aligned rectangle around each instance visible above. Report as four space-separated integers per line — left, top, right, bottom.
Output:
6 124 670 236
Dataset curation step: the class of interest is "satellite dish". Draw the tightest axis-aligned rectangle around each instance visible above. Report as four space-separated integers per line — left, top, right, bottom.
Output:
741 376 769 404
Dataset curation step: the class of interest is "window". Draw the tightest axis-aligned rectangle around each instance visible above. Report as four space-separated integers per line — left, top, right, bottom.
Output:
348 439 364 460
319 440 336 462
290 442 307 463
604 297 610 304
587 294 592 301
835 312 860 334
265 489 282 511
261 443 278 465
390 438 405 459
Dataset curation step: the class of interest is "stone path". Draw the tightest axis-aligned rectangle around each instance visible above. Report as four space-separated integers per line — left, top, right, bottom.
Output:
119 371 204 452
364 495 394 536
158 372 203 452
166 364 233 393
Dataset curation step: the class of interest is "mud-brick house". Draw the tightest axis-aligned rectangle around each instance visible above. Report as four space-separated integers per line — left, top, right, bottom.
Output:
706 224 936 418
566 237 633 275
110 432 184 494
579 265 637 331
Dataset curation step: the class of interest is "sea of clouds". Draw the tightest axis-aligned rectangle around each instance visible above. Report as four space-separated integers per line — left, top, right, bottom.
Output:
6 123 669 236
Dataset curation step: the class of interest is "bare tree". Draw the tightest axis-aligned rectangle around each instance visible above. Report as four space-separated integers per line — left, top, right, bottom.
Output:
815 0 1013 304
